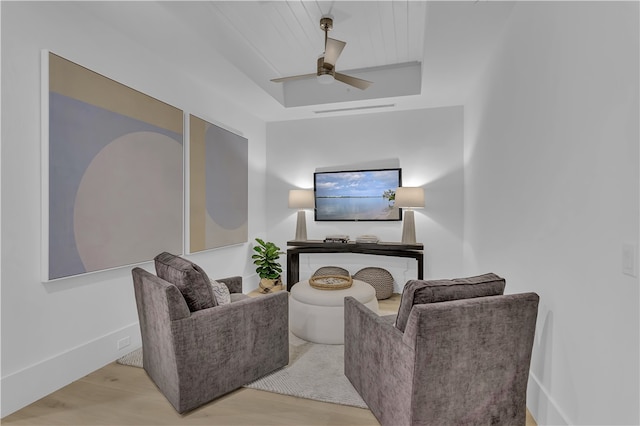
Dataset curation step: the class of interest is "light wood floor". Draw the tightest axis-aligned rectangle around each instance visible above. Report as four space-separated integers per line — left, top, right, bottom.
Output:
3 294 537 426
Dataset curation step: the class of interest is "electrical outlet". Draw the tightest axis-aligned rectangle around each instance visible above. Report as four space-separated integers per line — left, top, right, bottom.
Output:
622 243 638 277
117 336 131 350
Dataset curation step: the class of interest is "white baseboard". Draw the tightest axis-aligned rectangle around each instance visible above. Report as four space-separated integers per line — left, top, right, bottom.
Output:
0 322 141 418
527 371 572 425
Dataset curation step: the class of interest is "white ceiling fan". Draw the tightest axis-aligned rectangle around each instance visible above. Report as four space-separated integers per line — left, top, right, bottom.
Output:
271 16 372 90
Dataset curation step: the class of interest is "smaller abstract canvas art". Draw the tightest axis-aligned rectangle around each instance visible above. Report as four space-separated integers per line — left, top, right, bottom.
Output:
189 114 248 253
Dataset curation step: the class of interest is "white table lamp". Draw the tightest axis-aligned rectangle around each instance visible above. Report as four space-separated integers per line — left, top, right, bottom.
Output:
288 189 315 241
395 187 424 244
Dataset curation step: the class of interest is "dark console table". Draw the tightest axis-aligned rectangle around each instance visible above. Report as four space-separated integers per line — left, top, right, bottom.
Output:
286 240 424 291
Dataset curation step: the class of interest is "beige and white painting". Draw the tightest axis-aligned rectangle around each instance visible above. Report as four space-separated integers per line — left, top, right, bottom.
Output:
189 115 248 253
45 52 183 280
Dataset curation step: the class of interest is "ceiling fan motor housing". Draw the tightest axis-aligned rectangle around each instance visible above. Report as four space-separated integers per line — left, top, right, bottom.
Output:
317 56 335 75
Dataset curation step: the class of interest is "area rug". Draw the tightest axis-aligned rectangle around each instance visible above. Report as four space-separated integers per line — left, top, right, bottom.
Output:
117 332 368 409
244 332 366 408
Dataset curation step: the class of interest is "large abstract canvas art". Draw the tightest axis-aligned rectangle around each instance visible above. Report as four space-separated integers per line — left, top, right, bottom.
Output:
189 114 248 253
43 52 183 281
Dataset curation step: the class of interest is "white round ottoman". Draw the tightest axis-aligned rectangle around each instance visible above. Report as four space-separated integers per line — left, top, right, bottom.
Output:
289 279 379 344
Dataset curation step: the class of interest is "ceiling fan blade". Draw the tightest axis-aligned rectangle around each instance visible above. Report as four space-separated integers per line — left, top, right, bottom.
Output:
334 72 372 90
324 38 346 69
271 73 317 83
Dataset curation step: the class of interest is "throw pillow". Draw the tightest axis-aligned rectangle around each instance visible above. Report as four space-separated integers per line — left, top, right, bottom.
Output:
210 280 231 305
395 273 506 332
154 252 216 312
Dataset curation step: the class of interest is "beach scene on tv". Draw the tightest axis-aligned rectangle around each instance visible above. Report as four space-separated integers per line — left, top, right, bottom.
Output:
314 169 402 221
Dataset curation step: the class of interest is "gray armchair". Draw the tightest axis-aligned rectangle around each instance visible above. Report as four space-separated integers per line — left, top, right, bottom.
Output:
131 253 288 414
344 273 539 426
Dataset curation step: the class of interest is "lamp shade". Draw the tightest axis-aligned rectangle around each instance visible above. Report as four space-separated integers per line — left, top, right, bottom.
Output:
395 187 424 208
288 189 315 209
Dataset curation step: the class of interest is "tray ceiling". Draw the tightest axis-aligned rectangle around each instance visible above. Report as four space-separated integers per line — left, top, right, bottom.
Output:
73 1 516 121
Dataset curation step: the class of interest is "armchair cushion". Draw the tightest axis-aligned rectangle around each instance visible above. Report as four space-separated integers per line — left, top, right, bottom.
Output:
154 252 216 312
230 293 250 302
395 272 505 332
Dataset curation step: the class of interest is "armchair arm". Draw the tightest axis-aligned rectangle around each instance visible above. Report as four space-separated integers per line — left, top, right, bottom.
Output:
169 291 288 411
132 267 190 410
344 297 414 426
215 275 242 294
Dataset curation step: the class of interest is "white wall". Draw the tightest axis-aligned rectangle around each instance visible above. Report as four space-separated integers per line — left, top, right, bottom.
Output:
464 2 639 425
3 2 638 423
0 2 267 416
266 107 465 291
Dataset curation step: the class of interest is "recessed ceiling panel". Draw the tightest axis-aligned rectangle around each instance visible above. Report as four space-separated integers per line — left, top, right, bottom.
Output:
207 1 427 107
68 1 515 120
282 62 422 107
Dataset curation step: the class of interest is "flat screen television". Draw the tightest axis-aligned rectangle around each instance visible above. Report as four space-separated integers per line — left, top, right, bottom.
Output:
314 168 402 221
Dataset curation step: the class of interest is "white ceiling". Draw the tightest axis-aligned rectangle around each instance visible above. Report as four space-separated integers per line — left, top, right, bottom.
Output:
76 1 517 121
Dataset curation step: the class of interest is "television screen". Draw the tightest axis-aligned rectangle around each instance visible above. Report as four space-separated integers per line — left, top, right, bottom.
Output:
314 168 402 221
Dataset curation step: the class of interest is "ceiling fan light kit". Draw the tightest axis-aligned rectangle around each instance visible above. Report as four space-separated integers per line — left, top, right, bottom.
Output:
271 16 372 90
317 56 335 84
317 74 334 85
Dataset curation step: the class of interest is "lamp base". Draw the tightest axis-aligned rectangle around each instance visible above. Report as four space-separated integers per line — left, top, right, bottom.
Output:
401 210 416 244
294 210 308 241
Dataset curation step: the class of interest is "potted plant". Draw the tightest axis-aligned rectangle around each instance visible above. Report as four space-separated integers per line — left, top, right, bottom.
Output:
252 238 284 293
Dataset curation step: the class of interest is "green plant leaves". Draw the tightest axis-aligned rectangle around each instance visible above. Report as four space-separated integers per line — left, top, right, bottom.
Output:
252 238 284 279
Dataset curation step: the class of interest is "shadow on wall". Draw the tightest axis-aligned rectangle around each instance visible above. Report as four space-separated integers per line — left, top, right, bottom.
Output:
528 308 573 425
529 309 554 423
